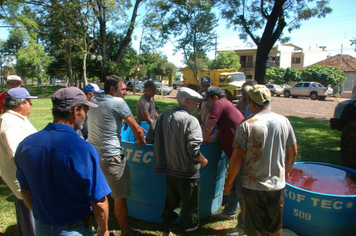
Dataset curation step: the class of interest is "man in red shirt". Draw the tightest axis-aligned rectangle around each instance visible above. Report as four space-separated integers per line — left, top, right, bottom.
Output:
0 75 22 114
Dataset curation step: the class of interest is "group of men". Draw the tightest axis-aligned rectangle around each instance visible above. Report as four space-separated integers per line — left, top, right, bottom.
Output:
0 73 298 236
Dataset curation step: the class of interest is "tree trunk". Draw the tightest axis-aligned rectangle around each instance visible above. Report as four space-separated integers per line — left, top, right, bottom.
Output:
115 0 143 63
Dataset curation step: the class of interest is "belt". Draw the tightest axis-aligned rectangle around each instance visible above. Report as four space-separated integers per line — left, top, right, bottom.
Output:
64 218 85 229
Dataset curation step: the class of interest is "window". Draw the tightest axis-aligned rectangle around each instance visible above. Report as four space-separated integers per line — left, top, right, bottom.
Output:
292 57 301 64
294 83 303 88
303 83 310 87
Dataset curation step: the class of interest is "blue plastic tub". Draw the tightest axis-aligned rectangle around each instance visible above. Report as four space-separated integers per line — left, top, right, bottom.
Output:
284 162 356 236
121 122 227 223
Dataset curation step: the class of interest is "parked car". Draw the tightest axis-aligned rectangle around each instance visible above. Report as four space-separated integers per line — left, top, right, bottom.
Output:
266 84 283 96
126 79 144 92
154 82 173 95
172 75 184 89
283 82 328 100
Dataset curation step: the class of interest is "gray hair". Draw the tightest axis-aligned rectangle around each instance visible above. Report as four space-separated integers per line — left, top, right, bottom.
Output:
177 97 186 106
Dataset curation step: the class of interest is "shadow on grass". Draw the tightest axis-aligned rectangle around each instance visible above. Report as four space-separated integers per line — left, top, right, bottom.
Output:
0 224 17 236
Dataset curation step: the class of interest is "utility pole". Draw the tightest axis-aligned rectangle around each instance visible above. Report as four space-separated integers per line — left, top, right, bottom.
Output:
339 44 343 96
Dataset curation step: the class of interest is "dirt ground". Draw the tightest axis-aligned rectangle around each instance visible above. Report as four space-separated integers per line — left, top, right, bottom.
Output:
151 89 349 121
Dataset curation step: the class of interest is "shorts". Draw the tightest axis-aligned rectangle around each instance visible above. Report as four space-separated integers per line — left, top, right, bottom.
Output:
242 188 284 236
100 154 131 199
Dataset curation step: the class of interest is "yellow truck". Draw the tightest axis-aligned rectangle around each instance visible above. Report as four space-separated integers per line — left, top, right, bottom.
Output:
180 68 246 99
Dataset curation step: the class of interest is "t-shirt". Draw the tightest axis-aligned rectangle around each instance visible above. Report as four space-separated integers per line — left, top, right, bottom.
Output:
87 94 132 157
15 123 111 225
208 98 244 157
0 91 7 114
0 110 37 199
136 95 156 122
234 112 297 191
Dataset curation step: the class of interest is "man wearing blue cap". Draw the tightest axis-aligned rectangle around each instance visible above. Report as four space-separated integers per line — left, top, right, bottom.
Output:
197 76 213 124
79 83 104 139
0 87 37 236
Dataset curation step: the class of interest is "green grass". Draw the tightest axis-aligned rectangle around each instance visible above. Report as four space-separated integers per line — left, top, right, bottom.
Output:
0 95 346 235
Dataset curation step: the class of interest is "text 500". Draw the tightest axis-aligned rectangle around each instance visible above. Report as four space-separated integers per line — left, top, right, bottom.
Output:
293 208 312 221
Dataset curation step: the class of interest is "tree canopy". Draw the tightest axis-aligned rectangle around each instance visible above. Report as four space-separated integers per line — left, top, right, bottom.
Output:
209 50 240 70
219 0 332 84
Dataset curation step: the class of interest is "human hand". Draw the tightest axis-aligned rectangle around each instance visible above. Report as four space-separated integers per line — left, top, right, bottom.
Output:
224 182 233 194
135 139 146 145
200 157 208 168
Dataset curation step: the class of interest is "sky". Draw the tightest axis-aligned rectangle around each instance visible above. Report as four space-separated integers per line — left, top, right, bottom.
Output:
1 0 355 68
132 0 356 68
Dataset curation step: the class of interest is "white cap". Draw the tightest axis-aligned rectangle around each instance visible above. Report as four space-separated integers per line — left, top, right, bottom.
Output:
177 87 202 100
7 75 22 82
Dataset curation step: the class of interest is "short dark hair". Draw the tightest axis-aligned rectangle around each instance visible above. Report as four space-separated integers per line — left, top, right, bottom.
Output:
216 92 226 99
3 98 26 110
104 75 125 93
52 104 83 120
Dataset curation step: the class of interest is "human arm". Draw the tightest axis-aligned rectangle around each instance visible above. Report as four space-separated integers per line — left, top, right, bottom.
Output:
285 142 298 181
224 147 244 194
21 189 33 211
202 119 217 142
193 153 208 168
124 114 146 145
91 196 110 236
141 111 153 125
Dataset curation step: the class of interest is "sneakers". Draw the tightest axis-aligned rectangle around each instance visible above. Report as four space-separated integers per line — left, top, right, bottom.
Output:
212 211 236 220
226 224 244 236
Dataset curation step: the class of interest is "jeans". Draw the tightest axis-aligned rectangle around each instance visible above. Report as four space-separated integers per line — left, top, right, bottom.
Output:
13 196 35 236
35 219 94 236
223 170 244 226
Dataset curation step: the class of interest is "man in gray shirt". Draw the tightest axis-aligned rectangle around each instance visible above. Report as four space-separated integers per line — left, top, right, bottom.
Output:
87 75 146 236
146 87 208 236
136 81 158 125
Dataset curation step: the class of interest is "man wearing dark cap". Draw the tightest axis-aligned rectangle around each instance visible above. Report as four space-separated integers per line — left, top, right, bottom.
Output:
136 81 158 125
225 85 297 236
146 87 208 236
14 87 113 236
0 88 37 236
0 75 23 114
202 86 245 234
87 75 146 236
235 80 257 118
197 76 213 124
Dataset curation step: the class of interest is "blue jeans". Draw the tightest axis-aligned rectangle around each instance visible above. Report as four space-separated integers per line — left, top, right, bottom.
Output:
35 219 94 236
223 170 244 226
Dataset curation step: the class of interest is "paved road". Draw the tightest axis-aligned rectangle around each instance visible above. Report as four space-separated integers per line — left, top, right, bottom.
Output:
160 89 346 121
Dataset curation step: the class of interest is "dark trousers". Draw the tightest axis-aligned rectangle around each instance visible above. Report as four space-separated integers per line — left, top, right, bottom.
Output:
14 195 35 236
162 175 200 233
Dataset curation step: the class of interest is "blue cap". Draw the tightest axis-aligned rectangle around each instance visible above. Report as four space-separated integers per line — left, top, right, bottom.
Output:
201 76 211 85
7 88 38 99
83 83 104 94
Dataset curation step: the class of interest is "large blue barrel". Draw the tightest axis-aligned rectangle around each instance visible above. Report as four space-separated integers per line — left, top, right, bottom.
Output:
284 162 356 236
121 122 227 223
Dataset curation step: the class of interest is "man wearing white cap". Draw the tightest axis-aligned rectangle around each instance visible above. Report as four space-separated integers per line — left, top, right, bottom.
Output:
146 87 208 236
225 85 297 236
0 87 37 236
0 75 22 114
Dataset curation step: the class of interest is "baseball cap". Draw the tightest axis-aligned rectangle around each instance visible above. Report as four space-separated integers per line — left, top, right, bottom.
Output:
247 85 271 106
83 83 104 94
52 87 98 108
7 75 22 82
177 87 202 100
203 86 224 101
201 76 211 85
6 87 38 99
